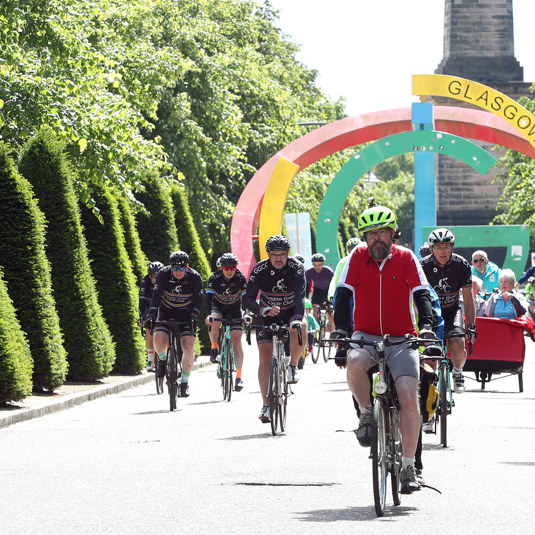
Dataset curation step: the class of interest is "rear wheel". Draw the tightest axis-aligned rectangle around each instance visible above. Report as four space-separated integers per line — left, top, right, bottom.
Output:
279 363 288 432
390 407 402 506
322 331 332 362
312 327 321 364
372 398 388 517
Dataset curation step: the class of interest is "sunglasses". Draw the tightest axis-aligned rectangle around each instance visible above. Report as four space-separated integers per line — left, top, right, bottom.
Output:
172 266 186 272
222 266 236 271
473 258 486 263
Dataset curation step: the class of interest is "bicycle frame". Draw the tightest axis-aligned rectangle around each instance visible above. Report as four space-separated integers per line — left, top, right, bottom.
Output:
216 316 242 402
153 320 190 411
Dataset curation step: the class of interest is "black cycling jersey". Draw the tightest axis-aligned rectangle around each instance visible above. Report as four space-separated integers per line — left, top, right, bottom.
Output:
138 275 154 317
205 269 247 313
421 253 472 314
244 257 306 319
149 266 203 317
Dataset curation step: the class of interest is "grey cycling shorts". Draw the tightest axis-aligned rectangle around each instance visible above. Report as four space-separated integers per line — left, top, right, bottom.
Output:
348 330 420 380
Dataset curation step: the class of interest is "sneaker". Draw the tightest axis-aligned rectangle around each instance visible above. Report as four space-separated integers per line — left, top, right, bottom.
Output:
453 371 465 393
356 409 373 447
234 378 243 392
210 348 219 364
422 420 434 434
287 365 299 384
400 465 421 494
259 405 270 423
146 363 154 372
156 358 166 378
179 383 190 398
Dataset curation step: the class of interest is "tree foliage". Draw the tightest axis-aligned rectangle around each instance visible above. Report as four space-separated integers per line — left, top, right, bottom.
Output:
18 127 115 381
115 193 148 284
80 181 145 374
0 268 33 405
0 142 68 391
134 173 179 263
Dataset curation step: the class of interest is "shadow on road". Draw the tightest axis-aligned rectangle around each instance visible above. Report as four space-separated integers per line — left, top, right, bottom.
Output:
294 504 416 522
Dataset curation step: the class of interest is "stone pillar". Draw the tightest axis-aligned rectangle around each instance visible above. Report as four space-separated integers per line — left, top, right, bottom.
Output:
433 0 533 227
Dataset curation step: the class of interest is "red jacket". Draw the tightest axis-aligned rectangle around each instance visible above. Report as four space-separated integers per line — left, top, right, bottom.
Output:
338 244 429 336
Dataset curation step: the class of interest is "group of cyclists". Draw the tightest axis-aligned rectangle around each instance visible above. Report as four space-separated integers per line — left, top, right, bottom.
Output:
137 202 492 497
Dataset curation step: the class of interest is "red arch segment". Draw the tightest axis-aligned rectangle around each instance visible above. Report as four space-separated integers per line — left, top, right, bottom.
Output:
231 106 535 276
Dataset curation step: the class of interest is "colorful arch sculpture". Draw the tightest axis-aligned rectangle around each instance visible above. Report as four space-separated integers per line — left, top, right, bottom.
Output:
232 106 535 276
316 130 497 267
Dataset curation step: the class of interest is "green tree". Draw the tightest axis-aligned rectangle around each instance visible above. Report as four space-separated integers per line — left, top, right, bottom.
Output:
18 127 115 381
80 181 145 374
134 173 179 262
115 193 149 284
0 142 68 391
493 96 535 244
0 268 33 404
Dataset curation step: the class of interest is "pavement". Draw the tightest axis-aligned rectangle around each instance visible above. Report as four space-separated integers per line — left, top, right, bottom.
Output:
0 355 213 429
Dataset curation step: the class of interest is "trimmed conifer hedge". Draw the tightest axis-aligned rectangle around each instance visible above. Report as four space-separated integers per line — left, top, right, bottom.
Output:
80 182 145 374
0 142 68 391
170 183 211 352
115 193 148 284
0 268 33 404
134 172 179 262
18 127 116 381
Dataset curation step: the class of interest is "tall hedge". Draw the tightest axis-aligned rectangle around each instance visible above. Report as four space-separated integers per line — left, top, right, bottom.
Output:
0 269 33 405
18 127 115 381
171 182 211 352
0 142 68 391
134 172 179 262
80 182 145 374
115 193 148 284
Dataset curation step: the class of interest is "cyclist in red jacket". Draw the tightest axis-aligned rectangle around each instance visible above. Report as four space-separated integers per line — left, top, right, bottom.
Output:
333 205 434 494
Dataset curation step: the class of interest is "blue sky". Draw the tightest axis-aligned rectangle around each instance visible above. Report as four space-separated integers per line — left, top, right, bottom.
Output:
267 0 535 117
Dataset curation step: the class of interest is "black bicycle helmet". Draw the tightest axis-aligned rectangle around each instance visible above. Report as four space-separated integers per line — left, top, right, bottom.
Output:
265 234 291 252
219 253 238 267
293 254 305 264
169 250 189 266
428 228 455 246
311 253 326 263
148 261 164 275
419 243 430 257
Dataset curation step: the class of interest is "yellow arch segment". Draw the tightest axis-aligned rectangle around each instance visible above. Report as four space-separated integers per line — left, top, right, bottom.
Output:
413 74 535 150
258 156 300 260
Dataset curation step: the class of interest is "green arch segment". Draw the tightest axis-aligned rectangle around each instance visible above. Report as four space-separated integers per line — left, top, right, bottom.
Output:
316 130 497 267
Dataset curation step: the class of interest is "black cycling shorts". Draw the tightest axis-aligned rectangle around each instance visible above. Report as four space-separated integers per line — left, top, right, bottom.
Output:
155 308 195 337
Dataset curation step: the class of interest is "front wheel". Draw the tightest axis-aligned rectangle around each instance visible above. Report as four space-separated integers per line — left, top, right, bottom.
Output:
439 368 448 447
221 339 234 402
168 345 178 411
372 398 388 517
313 326 324 364
269 358 280 435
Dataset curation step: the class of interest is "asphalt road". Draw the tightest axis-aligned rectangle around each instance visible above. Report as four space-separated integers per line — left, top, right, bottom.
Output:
1 339 534 535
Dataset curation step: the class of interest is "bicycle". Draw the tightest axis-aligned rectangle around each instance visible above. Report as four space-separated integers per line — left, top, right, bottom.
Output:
210 316 242 402
421 331 468 448
246 321 302 435
153 320 190 411
338 333 436 517
312 302 333 364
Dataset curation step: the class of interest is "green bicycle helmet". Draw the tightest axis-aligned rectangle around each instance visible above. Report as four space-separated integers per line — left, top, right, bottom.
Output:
357 206 397 234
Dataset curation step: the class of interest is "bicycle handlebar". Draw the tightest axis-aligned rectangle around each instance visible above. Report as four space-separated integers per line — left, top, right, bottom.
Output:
244 321 303 346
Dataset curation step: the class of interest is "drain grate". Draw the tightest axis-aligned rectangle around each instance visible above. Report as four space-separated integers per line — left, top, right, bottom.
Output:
235 482 338 487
